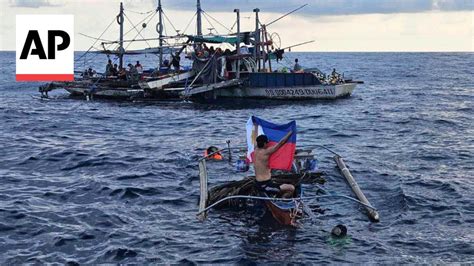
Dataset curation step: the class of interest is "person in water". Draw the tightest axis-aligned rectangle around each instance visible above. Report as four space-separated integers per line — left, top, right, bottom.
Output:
254 132 295 198
293 58 302 72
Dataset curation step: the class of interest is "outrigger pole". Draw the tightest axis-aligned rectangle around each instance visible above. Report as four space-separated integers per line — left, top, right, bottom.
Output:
198 158 208 220
118 2 125 69
334 156 380 222
266 4 308 27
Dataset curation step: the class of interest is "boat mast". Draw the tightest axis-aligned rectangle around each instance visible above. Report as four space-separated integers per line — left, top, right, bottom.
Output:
158 0 163 67
196 0 203 36
234 9 240 79
119 2 124 69
253 8 260 72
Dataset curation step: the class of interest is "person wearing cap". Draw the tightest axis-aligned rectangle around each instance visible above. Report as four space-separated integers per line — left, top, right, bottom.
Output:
254 132 295 198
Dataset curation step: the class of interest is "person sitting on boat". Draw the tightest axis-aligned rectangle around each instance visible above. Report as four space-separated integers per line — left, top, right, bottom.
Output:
330 68 341 84
85 68 96 77
215 48 223 57
239 45 250 55
293 58 303 73
111 64 118 76
254 132 295 198
135 61 143 74
171 52 180 72
105 59 113 76
118 67 127 80
127 63 139 80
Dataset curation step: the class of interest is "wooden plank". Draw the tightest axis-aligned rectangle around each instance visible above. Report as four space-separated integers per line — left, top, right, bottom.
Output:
334 155 380 222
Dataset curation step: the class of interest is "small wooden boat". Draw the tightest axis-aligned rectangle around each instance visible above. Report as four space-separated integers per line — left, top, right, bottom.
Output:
197 145 380 226
198 147 325 226
259 185 303 226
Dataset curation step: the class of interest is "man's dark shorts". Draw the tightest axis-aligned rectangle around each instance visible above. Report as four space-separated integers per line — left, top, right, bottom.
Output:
255 179 281 196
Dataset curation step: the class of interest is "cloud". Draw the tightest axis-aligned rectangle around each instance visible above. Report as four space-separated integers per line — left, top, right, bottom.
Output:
10 0 60 8
160 0 474 15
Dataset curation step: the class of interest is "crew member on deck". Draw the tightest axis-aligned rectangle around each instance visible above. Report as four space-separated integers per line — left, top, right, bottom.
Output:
293 58 302 72
254 132 295 198
111 64 118 76
105 59 113 76
118 67 127 80
135 61 143 74
128 63 138 80
171 52 180 72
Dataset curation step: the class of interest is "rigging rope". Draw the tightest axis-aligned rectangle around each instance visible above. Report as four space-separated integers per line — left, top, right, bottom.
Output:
75 16 116 63
162 11 179 35
124 11 158 51
182 12 197 35
202 11 231 32
78 33 113 43
123 13 153 49
122 11 156 39
125 8 155 15
202 12 219 35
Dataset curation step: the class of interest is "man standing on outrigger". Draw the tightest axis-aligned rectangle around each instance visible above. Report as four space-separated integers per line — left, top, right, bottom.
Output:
254 132 295 198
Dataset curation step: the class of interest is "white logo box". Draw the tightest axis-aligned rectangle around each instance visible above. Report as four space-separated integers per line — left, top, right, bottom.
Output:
16 15 74 81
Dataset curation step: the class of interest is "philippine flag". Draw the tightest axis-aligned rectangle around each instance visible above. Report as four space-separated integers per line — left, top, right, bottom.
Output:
246 116 297 171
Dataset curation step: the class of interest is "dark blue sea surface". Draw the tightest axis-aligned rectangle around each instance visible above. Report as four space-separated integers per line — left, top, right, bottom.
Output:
0 51 473 263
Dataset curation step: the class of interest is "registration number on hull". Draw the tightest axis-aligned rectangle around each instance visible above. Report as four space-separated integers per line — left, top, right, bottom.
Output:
264 87 335 97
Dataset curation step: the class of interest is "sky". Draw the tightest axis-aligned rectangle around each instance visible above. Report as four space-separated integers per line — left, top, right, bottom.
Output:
1 0 473 52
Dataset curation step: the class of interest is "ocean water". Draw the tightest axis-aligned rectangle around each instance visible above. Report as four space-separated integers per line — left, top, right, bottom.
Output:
0 51 473 263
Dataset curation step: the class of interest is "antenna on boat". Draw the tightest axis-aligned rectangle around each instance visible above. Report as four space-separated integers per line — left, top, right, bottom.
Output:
234 8 241 79
196 0 203 36
253 8 261 71
157 0 163 67
118 2 125 69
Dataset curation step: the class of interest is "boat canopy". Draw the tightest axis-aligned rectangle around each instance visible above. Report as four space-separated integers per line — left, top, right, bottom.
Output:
187 33 251 44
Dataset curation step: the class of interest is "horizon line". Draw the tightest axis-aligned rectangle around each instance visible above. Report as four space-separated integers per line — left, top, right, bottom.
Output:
1 50 472 53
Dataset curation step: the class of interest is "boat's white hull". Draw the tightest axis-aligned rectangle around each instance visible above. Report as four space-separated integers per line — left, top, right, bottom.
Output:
139 71 194 90
214 83 356 100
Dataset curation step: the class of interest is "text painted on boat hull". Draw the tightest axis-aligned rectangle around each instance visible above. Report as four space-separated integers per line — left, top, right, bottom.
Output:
265 87 335 97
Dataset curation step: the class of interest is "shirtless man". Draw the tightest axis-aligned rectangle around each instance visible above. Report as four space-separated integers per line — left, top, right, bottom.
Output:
254 132 295 198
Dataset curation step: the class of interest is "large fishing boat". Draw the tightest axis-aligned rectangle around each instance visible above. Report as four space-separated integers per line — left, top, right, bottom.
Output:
38 1 193 100
145 5 363 101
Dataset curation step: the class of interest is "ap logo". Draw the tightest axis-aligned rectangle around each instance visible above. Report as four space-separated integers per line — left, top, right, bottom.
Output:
16 15 74 81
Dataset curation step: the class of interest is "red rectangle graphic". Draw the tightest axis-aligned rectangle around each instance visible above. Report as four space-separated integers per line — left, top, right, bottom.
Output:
16 74 74 81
